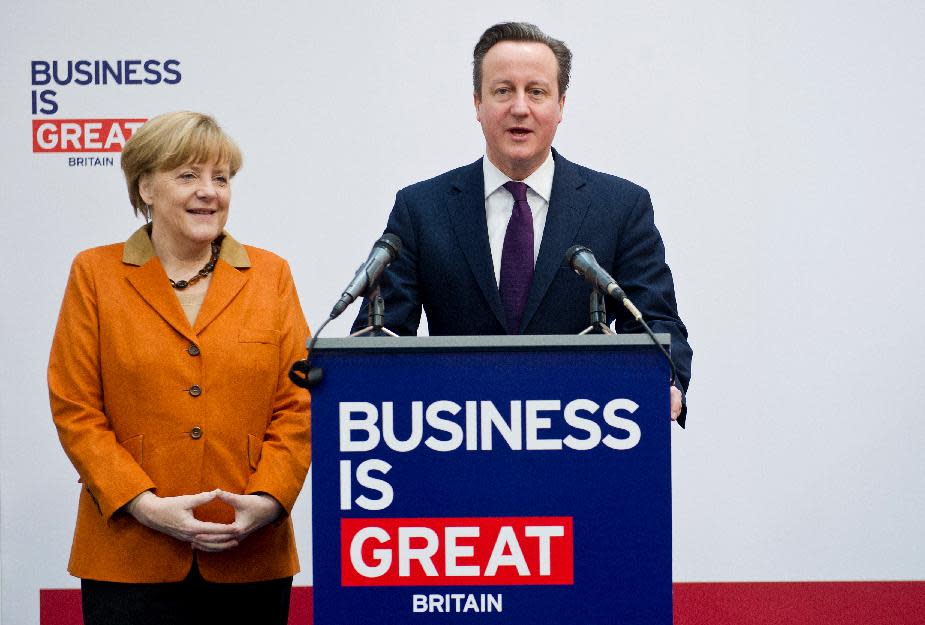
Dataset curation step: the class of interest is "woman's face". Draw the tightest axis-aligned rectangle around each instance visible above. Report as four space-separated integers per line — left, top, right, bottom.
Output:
140 161 231 249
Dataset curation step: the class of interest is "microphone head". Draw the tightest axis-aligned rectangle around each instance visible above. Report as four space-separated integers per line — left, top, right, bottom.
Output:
376 233 402 260
565 244 592 268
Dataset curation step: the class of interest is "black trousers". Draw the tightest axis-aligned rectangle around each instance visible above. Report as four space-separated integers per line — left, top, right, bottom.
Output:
81 562 292 625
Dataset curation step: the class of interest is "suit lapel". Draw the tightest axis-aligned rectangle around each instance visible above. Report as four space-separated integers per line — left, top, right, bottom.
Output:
446 159 508 330
521 151 590 332
193 260 248 334
125 259 198 344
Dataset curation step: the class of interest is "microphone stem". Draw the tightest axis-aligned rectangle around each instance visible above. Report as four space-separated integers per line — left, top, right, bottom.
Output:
631 308 680 389
609 286 678 386
621 297 643 322
301 314 333 374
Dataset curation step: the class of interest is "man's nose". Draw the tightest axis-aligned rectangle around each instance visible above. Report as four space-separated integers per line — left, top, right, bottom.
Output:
510 91 530 115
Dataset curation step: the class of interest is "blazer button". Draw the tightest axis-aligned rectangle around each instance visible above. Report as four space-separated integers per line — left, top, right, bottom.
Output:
190 426 203 439
189 385 202 397
187 343 201 356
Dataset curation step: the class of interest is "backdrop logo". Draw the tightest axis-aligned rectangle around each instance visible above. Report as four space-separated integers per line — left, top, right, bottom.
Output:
30 58 182 162
32 119 146 153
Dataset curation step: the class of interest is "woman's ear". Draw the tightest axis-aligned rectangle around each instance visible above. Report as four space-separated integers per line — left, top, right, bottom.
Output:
139 173 154 206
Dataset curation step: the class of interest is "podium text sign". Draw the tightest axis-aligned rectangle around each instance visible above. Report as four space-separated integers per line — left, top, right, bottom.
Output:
310 335 672 625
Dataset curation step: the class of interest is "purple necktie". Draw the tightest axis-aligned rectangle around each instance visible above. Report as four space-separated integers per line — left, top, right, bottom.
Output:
499 181 534 334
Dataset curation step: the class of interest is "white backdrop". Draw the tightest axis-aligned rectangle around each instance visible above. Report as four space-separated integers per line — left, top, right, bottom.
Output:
2 1 924 623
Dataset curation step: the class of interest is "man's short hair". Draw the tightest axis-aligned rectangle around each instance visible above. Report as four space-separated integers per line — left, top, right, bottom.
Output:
473 22 572 97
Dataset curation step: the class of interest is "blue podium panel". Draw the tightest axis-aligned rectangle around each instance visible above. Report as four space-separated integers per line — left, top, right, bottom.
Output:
310 335 671 625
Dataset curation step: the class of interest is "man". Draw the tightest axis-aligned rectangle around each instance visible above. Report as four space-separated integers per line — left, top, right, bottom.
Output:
353 22 691 424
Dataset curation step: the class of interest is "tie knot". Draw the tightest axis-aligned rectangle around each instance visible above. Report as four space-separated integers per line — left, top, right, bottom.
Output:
503 181 529 202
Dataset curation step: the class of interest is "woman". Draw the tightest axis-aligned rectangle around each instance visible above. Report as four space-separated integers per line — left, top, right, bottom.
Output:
47 111 311 625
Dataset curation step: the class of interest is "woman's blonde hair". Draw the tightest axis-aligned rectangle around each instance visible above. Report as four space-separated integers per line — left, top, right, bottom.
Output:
120 111 243 218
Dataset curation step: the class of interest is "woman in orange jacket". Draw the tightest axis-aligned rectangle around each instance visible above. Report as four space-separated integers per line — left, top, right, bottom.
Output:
48 111 311 625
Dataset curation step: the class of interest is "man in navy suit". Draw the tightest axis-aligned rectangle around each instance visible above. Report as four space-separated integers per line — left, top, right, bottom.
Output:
353 22 691 424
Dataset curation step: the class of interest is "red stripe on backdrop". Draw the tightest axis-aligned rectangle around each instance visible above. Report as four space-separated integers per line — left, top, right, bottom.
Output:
39 589 81 625
41 582 924 624
674 582 925 625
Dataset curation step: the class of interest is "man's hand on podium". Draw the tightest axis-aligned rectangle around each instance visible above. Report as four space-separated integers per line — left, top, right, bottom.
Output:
670 386 682 422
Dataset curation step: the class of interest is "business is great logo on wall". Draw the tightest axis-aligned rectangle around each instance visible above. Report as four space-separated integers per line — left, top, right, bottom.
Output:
30 58 182 167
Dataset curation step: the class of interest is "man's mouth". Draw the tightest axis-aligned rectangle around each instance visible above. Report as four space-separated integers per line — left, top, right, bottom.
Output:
508 127 531 137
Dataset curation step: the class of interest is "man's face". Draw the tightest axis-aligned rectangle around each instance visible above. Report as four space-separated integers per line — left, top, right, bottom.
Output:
475 41 565 181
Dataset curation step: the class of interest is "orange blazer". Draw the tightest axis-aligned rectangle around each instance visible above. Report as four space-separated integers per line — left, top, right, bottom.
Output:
48 227 311 583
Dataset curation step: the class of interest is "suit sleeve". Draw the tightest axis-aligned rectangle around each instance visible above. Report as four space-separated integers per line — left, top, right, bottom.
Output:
351 190 424 335
610 189 693 399
244 260 312 514
48 253 156 522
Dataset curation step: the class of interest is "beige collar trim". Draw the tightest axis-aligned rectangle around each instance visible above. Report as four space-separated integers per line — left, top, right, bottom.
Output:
122 224 251 268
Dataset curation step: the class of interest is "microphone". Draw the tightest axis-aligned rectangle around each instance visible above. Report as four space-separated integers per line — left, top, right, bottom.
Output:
565 245 684 425
290 233 402 389
565 245 642 321
330 233 402 319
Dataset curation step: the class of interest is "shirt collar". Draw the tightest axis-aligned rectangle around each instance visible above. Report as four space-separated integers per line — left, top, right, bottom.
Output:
482 150 556 203
122 224 251 268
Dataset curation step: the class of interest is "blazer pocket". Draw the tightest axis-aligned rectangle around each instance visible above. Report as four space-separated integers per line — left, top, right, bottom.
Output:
119 433 144 466
247 434 263 471
239 328 281 345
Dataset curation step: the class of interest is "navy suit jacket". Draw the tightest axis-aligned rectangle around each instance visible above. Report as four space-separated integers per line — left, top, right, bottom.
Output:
353 150 692 419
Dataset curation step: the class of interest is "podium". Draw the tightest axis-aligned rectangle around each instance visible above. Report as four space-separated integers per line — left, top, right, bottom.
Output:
309 335 672 625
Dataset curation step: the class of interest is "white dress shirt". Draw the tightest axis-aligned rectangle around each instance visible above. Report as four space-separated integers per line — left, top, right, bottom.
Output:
483 151 556 286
